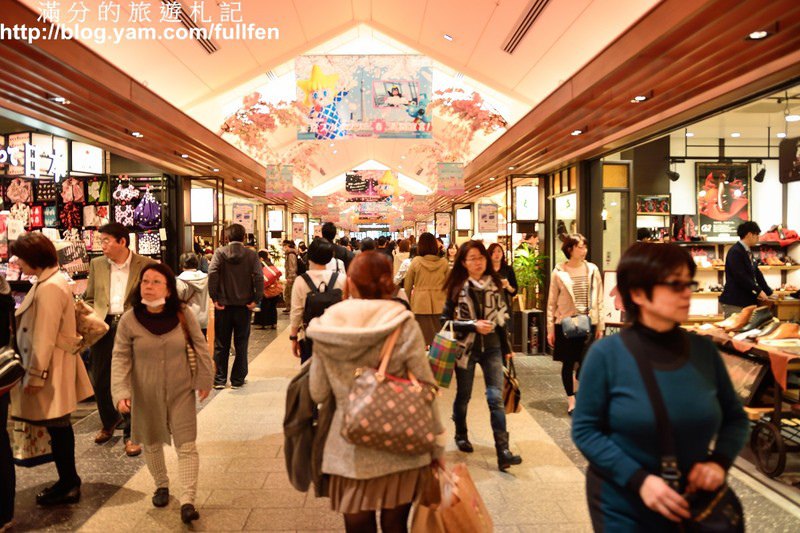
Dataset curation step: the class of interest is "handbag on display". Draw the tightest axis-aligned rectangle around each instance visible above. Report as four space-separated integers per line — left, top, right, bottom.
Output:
428 321 461 388
621 329 744 533
342 326 438 456
12 421 53 467
503 357 522 414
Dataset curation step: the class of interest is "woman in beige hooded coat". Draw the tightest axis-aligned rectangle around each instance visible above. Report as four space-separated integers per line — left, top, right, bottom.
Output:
403 232 449 346
10 233 93 506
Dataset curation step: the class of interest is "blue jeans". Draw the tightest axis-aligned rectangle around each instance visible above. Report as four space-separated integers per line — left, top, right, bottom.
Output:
453 345 506 436
213 305 252 386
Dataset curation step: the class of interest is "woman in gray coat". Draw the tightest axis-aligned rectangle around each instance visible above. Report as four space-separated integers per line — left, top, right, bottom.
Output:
112 263 213 524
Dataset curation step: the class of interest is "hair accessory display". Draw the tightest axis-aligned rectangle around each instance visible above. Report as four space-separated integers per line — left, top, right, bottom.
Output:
7 178 33 204
134 186 162 229
35 180 57 202
95 204 109 226
29 205 43 228
87 179 109 203
9 203 31 227
60 177 85 203
112 183 140 204
44 205 57 227
137 232 161 255
59 201 82 228
114 204 135 227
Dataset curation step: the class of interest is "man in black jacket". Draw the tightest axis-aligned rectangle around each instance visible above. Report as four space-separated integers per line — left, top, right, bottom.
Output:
719 221 773 317
209 224 264 389
321 222 354 271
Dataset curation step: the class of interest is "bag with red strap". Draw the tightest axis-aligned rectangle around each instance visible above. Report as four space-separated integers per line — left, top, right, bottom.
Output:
263 265 284 298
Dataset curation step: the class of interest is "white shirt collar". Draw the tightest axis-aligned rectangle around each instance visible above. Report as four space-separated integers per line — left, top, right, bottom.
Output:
739 240 750 252
108 249 132 269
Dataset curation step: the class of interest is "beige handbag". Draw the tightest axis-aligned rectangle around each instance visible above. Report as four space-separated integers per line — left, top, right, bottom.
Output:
74 299 109 352
342 327 438 456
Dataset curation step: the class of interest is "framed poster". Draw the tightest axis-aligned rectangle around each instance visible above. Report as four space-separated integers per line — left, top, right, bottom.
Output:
232 203 255 234
478 204 498 233
435 213 451 236
292 221 305 241
456 208 472 231
515 185 539 221
415 221 428 235
267 208 284 231
602 271 625 325
696 163 749 240
190 189 215 223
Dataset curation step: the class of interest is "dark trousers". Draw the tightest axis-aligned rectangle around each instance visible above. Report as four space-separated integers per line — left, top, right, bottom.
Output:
253 296 279 326
46 425 80 489
89 319 130 439
214 306 252 386
453 345 506 436
0 394 14 525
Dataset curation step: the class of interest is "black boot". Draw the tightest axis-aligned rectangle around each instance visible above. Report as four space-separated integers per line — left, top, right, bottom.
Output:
494 431 522 471
454 434 474 453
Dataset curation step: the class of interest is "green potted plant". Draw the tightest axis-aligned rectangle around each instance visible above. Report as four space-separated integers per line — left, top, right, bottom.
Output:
513 245 547 310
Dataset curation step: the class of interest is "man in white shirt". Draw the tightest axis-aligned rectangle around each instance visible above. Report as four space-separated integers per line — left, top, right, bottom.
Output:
84 223 154 456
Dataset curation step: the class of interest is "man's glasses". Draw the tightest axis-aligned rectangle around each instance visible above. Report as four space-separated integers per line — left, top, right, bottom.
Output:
655 280 699 293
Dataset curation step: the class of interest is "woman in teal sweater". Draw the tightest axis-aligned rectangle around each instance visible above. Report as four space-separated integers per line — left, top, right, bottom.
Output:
572 243 748 531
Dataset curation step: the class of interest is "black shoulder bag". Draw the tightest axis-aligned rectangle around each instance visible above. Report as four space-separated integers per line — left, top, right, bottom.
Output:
621 330 744 533
0 308 25 396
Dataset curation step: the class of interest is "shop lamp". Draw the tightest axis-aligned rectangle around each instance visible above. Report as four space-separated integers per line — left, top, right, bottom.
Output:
754 167 766 183
666 170 680 181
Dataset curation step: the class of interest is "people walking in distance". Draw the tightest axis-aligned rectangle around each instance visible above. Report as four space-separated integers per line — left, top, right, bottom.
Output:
112 263 213 524
254 250 281 330
208 223 264 390
546 233 604 415
321 221 354 271
393 239 411 277
282 240 300 315
176 252 209 336
442 240 522 471
84 222 154 456
404 232 449 347
719 221 773 317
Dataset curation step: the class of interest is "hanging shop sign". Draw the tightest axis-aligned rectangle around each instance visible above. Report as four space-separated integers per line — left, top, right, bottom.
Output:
267 208 285 231
456 207 472 231
232 203 256 234
265 165 293 199
478 204 499 233
292 221 305 241
696 163 750 240
437 163 465 197
71 141 103 175
554 192 577 242
296 55 433 141
435 212 451 236
311 196 330 218
514 185 539 221
2 133 68 181
190 188 215 223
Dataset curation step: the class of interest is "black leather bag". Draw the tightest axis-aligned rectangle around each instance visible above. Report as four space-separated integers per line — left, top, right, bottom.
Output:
622 330 744 533
0 308 24 396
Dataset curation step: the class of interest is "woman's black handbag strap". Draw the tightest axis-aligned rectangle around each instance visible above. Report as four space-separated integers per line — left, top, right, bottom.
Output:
620 328 681 490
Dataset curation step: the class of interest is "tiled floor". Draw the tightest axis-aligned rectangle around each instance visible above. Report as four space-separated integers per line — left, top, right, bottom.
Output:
9 320 800 532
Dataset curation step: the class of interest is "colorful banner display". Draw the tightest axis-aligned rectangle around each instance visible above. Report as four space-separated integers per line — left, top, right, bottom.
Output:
265 165 293 198
311 196 330 218
696 163 750 239
232 203 255 234
437 163 465 197
345 170 398 202
478 204 499 233
296 55 433 140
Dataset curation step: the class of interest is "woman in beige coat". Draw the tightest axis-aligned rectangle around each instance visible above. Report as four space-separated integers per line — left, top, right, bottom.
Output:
403 232 449 346
112 263 213 524
546 233 604 415
9 233 93 506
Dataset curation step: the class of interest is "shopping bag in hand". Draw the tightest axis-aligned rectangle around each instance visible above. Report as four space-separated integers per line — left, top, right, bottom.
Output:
503 357 522 414
428 321 462 388
412 463 494 533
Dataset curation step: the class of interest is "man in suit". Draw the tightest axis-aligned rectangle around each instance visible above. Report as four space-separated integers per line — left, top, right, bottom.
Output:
720 221 773 317
84 223 155 456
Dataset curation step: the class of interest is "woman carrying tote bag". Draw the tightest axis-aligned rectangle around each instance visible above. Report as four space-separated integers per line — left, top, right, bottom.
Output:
546 233 603 415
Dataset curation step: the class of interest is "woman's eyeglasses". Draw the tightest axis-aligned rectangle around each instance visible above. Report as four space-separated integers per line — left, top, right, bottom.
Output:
656 280 699 293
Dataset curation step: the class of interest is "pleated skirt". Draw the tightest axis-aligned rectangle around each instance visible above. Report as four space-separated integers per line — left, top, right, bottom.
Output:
328 465 434 514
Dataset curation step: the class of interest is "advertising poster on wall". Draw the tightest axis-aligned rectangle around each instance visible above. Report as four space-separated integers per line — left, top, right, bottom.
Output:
435 213 451 236
415 222 428 235
696 163 750 240
296 55 433 140
478 204 498 233
437 162 465 197
292 221 305 241
515 185 539 221
266 165 293 199
232 203 255 234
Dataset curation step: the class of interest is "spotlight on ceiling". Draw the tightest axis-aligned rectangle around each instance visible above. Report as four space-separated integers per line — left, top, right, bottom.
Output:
443 34 453 41
212 168 219 172
180 153 189 158
777 132 787 138
730 132 741 138
235 178 243 182
746 30 769 40
571 129 584 136
685 132 694 138
49 95 70 105
754 167 766 183
666 170 680 182
131 131 144 138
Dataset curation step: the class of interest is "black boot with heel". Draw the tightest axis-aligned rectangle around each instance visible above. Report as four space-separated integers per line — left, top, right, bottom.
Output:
494 431 522 471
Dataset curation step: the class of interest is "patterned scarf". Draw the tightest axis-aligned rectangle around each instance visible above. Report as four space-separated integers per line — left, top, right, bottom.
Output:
454 275 509 360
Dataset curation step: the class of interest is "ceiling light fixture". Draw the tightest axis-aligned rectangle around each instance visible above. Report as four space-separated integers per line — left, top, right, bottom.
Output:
777 132 787 138
181 153 189 158
131 131 143 138
781 90 799 122
747 30 769 40
49 95 70 105
235 178 243 182
475 185 481 189
254 186 259 189
754 166 766 183
685 132 694 137
508 166 515 170
730 132 741 138
489 177 495 181
443 34 453 41
571 129 584 136
212 168 219 172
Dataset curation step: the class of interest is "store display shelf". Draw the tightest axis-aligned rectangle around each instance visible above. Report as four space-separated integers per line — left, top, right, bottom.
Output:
696 266 725 271
691 291 722 297
758 265 800 271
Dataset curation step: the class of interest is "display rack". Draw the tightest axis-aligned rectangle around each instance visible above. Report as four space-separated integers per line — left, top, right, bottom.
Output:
636 194 671 240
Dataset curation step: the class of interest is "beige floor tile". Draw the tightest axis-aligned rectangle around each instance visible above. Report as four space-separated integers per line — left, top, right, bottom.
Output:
201 471 268 489
205 488 307 508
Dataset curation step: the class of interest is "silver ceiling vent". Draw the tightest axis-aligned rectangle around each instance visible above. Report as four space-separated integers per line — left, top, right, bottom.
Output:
503 0 550 54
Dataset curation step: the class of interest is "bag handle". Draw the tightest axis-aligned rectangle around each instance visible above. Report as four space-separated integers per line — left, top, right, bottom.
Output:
176 309 195 352
375 326 420 386
620 329 680 490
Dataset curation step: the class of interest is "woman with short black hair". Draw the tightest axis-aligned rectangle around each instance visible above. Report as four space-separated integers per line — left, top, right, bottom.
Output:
546 233 603 415
572 242 748 531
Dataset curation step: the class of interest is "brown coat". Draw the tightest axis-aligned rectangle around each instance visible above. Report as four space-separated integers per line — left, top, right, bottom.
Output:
111 307 213 446
10 267 93 421
404 255 449 315
84 252 155 320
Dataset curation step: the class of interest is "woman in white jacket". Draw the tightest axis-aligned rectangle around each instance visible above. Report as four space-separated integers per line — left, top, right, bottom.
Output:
176 253 209 334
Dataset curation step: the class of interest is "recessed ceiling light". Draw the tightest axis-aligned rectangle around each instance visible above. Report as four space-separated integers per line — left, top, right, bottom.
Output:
254 186 259 189
631 95 648 103
685 132 694 137
235 178 243 182
131 131 143 138
212 168 219 172
49 95 70 104
181 153 189 158
489 177 495 181
730 132 741 138
571 129 583 136
475 185 481 189
443 34 453 41
508 166 515 170
785 114 800 122
327 203 334 208
777 132 787 138
747 30 769 40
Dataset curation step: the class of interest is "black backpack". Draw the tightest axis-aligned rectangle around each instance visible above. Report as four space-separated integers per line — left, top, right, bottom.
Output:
301 272 342 328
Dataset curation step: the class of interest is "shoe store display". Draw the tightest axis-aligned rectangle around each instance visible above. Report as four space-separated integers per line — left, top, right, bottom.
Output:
760 323 800 341
723 305 757 332
736 306 774 332
756 318 782 338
